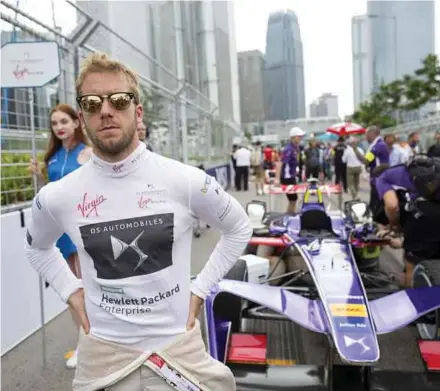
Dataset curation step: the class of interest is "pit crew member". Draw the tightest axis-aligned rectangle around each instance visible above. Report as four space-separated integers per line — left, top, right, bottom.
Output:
275 127 305 214
354 126 390 223
375 155 440 287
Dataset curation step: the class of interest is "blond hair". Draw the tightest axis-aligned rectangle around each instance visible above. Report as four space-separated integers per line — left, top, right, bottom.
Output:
76 52 141 103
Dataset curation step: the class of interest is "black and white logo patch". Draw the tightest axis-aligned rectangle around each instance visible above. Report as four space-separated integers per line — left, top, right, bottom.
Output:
79 214 174 279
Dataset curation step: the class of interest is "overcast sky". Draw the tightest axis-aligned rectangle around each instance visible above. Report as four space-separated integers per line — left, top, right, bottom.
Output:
6 0 440 118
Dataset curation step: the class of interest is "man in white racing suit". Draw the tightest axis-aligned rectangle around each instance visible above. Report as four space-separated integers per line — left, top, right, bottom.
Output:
24 52 252 391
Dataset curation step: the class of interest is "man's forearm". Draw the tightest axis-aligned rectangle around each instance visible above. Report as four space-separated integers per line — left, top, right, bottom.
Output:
385 206 400 228
190 216 252 299
354 148 367 164
25 243 83 302
274 161 282 181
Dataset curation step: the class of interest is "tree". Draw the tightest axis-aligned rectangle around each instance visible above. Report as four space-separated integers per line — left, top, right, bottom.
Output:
400 54 440 110
379 80 405 111
352 84 399 128
352 94 396 129
244 129 252 141
140 86 164 124
352 53 440 126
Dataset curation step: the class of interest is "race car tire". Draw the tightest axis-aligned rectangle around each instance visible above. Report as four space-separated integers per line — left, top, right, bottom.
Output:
213 259 248 332
412 260 440 340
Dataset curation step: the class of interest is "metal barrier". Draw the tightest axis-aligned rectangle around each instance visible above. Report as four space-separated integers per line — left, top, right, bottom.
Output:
0 0 238 210
382 114 440 151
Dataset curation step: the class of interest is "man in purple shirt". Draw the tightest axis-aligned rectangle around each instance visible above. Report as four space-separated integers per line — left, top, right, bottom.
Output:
375 162 440 287
276 127 305 213
354 126 390 220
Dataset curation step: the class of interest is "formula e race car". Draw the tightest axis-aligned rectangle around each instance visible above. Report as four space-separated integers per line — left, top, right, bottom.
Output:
200 179 440 391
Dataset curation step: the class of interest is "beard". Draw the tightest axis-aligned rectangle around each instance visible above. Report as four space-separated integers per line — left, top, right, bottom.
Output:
85 115 137 156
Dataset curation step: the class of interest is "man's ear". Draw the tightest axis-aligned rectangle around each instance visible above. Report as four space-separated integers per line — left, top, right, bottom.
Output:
78 111 88 133
135 104 144 124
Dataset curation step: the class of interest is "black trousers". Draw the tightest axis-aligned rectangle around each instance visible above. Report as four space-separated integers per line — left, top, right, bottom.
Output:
334 163 347 192
306 165 320 179
235 166 249 191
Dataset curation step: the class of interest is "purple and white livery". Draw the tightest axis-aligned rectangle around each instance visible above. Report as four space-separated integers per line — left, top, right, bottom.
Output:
202 179 440 373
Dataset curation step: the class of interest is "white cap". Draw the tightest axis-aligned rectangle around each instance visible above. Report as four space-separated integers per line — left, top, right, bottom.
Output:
289 127 305 137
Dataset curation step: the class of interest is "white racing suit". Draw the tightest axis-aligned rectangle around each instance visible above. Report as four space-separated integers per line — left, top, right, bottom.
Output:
24 143 252 391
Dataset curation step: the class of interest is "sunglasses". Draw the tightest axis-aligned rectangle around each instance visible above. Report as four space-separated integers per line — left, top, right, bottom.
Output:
76 92 136 113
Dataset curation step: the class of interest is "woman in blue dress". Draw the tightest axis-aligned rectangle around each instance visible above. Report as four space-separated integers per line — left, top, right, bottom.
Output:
29 103 92 369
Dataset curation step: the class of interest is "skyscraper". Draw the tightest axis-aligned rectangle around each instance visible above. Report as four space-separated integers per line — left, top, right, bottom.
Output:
352 1 436 118
367 0 435 91
212 0 241 124
352 15 374 110
310 93 339 118
264 10 306 121
238 50 265 123
76 0 240 124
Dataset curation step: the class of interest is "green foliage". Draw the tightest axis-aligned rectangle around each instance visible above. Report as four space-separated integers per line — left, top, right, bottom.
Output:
352 92 397 129
401 54 440 110
140 86 165 123
1 152 44 206
352 54 440 128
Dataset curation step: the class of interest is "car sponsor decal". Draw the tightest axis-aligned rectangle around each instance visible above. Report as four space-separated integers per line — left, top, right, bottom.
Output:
329 303 367 318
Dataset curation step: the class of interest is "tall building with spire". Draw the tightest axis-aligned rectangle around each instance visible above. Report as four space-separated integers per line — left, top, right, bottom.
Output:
264 10 306 121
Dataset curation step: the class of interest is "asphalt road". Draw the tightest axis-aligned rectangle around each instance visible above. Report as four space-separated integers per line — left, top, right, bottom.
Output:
0 181 426 391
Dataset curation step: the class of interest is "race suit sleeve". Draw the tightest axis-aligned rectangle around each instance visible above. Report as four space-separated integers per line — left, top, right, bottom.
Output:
188 170 253 299
281 146 291 164
375 170 394 199
24 184 83 302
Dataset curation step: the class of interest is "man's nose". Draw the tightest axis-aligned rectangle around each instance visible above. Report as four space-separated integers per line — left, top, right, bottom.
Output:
100 99 113 117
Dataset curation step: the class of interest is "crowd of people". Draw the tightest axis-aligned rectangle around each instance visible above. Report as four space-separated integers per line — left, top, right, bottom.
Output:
231 128 440 202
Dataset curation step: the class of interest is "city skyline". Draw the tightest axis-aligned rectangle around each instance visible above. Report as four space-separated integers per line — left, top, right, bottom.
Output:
4 0 440 121
233 0 440 119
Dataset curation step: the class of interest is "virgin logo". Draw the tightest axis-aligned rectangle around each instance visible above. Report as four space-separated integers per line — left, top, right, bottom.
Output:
112 164 124 173
13 65 29 80
78 193 107 217
137 195 165 208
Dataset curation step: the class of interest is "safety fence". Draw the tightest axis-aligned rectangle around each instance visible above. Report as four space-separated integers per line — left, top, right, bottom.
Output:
1 0 238 210
382 113 440 152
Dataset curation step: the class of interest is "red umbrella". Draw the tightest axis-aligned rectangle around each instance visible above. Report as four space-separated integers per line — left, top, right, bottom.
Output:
327 122 366 136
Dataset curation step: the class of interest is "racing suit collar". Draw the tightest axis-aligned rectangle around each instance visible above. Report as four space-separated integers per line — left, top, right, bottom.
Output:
367 136 382 153
90 142 148 177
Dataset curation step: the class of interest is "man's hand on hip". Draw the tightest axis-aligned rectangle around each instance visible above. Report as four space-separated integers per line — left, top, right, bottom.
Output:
68 288 90 334
186 293 204 331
